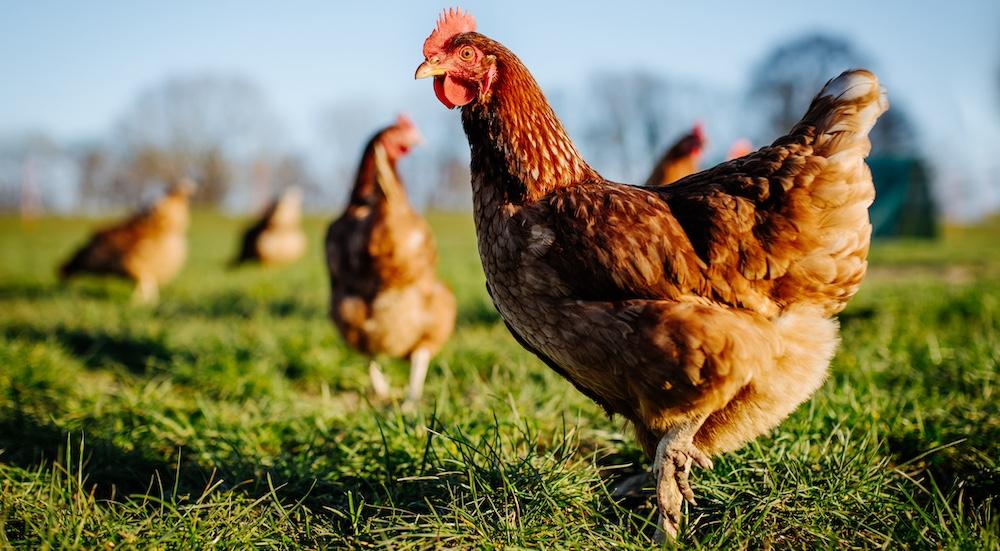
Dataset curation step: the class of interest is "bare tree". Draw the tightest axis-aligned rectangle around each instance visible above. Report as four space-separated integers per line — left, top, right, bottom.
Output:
749 32 918 156
0 132 79 214
113 74 284 207
576 71 745 182
318 98 383 200
748 33 868 141
582 71 674 181
199 148 230 206
414 106 472 212
271 154 321 209
427 155 471 211
79 150 105 209
869 105 918 157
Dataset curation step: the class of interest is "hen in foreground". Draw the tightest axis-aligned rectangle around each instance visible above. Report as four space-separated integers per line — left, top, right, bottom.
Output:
644 123 706 186
60 180 194 303
231 187 306 267
416 9 887 539
325 115 456 405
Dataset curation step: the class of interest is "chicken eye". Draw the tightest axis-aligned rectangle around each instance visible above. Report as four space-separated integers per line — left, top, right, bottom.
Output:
459 47 475 61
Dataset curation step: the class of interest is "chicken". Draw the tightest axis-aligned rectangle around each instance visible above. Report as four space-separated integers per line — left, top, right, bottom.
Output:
231 187 306 267
325 114 456 405
59 179 194 303
644 123 706 186
415 9 887 539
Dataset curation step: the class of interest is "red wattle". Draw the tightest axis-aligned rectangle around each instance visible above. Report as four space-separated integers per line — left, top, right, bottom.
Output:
433 77 455 109
434 75 475 109
444 76 475 106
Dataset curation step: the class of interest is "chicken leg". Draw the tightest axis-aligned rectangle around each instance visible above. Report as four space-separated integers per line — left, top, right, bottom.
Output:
369 360 391 400
404 347 431 407
132 274 159 305
654 417 712 542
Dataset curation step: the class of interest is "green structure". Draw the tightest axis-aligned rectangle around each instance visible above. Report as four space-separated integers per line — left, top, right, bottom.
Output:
868 157 938 238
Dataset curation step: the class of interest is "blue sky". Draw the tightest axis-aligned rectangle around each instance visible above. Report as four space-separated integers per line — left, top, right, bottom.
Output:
2 1 998 216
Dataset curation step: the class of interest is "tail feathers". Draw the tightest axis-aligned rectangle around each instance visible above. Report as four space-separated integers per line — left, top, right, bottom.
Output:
228 239 261 268
807 69 888 224
58 258 78 280
775 70 887 315
804 69 889 160
58 245 92 280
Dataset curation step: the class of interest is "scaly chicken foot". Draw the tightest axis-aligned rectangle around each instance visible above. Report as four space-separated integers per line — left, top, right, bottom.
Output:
653 420 712 542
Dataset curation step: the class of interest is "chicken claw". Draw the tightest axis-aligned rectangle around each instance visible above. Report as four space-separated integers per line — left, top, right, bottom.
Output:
653 428 712 542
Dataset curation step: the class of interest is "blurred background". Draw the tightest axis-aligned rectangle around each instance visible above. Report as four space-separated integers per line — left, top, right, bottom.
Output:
1 0 998 233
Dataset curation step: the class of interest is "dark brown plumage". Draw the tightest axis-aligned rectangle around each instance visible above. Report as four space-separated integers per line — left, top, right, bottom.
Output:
325 116 456 405
231 187 306 267
417 10 886 540
60 180 194 303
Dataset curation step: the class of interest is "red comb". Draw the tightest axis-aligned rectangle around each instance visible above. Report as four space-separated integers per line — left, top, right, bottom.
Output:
726 138 753 160
692 121 706 141
423 8 476 58
396 113 414 129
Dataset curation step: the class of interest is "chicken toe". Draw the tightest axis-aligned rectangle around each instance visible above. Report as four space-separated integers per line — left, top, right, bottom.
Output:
652 423 712 541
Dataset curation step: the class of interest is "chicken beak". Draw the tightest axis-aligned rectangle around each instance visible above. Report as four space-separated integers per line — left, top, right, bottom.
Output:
415 61 445 80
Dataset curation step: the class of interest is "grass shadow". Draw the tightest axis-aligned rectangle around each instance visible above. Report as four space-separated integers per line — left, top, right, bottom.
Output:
0 414 214 501
253 416 649 544
0 281 57 301
0 401 651 546
159 289 325 321
886 433 998 507
2 324 176 374
837 306 877 326
0 280 125 302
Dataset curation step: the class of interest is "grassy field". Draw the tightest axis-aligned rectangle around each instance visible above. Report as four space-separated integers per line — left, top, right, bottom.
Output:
0 212 997 549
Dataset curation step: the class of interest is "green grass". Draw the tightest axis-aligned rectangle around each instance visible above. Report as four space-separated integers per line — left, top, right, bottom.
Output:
0 212 997 549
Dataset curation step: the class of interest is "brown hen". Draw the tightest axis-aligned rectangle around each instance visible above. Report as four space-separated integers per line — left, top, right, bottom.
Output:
60 179 194 303
644 123 706 186
416 9 887 539
325 115 456 405
231 187 306 267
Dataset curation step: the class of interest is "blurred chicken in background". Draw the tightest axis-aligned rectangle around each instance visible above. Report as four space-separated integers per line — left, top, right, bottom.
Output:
726 138 754 161
644 123 707 186
230 187 306 267
59 179 194 303
325 115 455 406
